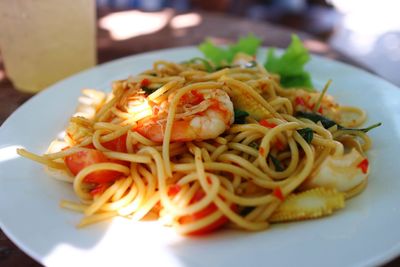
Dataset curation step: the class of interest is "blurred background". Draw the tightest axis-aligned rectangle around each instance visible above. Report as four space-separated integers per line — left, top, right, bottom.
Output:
95 0 400 86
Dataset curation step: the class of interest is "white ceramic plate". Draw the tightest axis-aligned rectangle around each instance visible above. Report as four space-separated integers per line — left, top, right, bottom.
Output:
1 47 400 267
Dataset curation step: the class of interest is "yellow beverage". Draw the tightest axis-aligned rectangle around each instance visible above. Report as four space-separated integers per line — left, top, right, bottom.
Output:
0 0 96 93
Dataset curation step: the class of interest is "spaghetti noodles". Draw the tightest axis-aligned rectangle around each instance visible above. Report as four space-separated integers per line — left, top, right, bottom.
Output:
18 56 378 235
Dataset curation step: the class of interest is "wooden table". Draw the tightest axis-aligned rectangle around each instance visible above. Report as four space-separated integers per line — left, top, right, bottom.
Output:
0 10 396 267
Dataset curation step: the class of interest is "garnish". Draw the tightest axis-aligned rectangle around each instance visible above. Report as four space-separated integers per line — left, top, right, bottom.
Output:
297 127 314 144
357 158 369 174
142 87 156 94
141 78 151 87
199 34 261 68
269 154 284 172
234 109 249 124
296 111 382 133
264 35 313 90
273 187 285 201
249 141 260 150
312 79 332 113
259 119 277 128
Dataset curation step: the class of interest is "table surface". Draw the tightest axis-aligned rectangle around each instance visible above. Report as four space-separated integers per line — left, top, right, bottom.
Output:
0 9 397 267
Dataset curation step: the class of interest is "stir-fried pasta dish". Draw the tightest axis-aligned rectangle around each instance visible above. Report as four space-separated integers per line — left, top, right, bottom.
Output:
18 40 380 235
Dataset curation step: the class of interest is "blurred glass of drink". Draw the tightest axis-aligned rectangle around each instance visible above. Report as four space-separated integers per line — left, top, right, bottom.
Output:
0 0 96 93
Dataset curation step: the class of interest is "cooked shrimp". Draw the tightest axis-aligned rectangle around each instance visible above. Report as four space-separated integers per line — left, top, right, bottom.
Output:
136 89 234 142
301 148 369 196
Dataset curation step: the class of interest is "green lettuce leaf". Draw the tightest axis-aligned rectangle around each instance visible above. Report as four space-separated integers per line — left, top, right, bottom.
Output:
264 35 314 90
199 34 261 67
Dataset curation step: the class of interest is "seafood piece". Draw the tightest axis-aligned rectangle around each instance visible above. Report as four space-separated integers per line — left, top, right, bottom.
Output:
270 187 345 222
301 149 369 196
136 89 234 142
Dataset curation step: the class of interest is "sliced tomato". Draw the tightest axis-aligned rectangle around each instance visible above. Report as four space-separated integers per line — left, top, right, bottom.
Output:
89 183 109 196
259 119 277 128
102 134 127 152
179 190 234 235
64 149 124 184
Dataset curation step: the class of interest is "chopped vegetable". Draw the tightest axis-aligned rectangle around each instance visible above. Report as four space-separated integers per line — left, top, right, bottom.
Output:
269 154 284 171
259 119 277 128
259 147 265 157
297 127 314 144
179 190 234 235
141 78 151 87
234 109 249 124
64 149 124 184
296 111 382 133
239 206 255 216
273 187 285 201
142 87 156 94
249 141 260 150
357 158 369 174
264 35 313 90
167 184 182 196
312 79 332 113
199 34 261 67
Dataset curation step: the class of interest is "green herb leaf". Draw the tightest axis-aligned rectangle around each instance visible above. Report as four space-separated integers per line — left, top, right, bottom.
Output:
249 141 260 150
264 35 313 90
357 122 382 133
229 34 261 59
234 109 249 124
297 127 314 144
296 111 337 129
142 87 156 94
269 154 284 172
199 34 261 67
239 206 255 216
296 111 382 133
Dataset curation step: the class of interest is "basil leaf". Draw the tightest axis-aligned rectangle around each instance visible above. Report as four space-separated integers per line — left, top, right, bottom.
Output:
249 141 260 150
269 154 284 172
199 34 261 67
297 127 314 144
296 111 382 133
142 87 156 94
234 109 249 124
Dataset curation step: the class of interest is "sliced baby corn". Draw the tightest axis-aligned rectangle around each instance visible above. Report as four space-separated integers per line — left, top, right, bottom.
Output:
225 84 270 120
269 187 345 223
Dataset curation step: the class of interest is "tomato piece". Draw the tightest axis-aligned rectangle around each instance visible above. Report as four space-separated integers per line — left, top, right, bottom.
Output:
90 183 109 196
64 149 124 184
167 184 182 197
273 186 285 201
102 134 127 152
179 190 234 235
259 119 277 128
295 96 306 106
141 78 151 87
